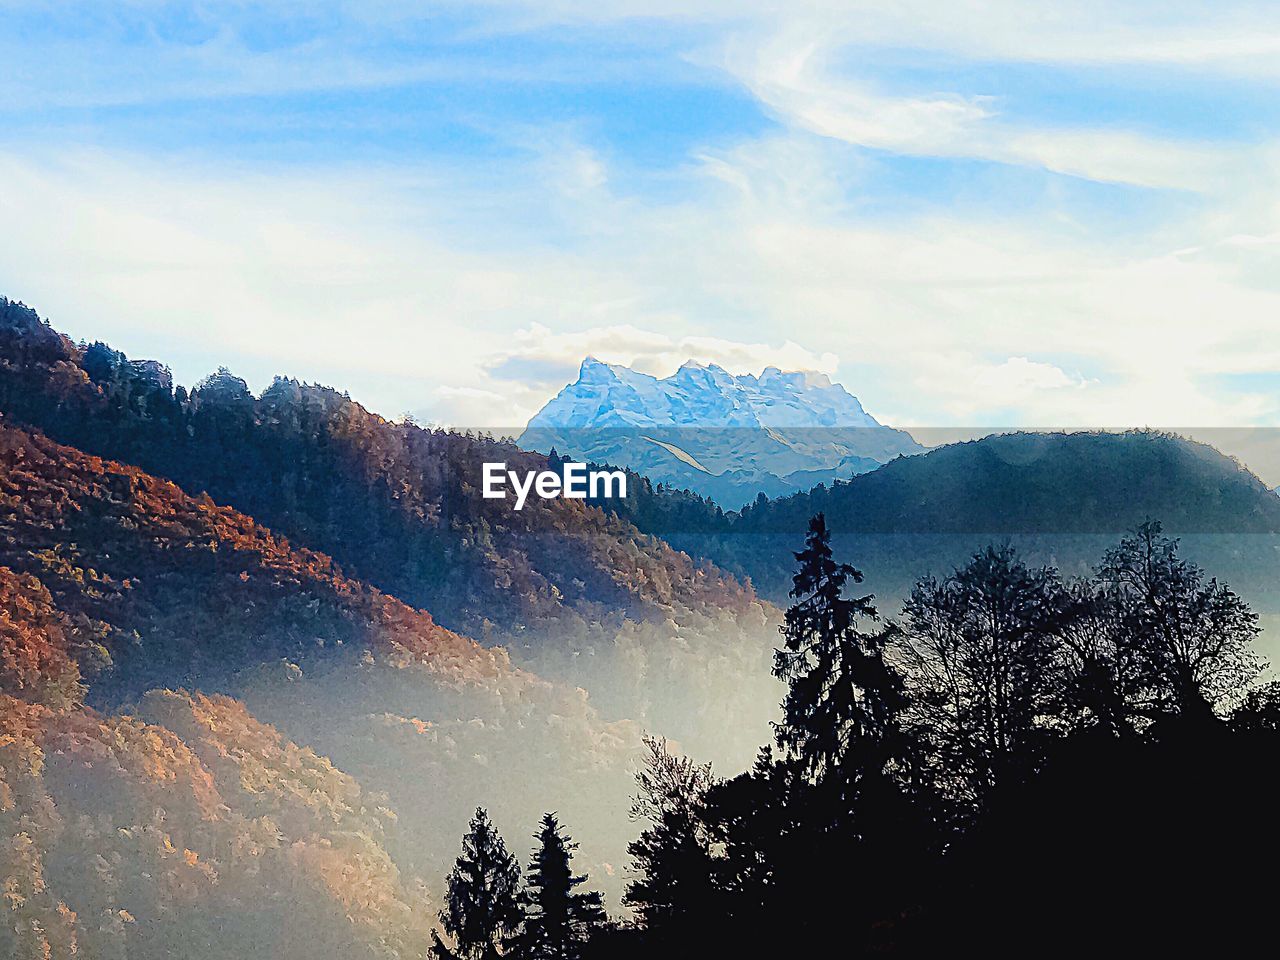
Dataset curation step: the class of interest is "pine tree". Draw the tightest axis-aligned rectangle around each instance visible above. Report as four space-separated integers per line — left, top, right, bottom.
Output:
515 813 605 959
773 513 906 794
432 808 524 960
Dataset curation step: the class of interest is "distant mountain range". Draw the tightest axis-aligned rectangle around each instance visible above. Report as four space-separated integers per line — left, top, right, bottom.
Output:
519 357 922 509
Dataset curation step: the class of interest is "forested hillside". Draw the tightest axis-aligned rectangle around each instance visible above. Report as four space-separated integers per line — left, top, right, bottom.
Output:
0 298 752 633
0 298 782 764
725 429 1280 535
0 688 435 960
0 421 519 703
0 418 652 950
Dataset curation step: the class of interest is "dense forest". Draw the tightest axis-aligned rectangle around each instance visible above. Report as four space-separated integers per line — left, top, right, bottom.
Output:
0 298 752 632
0 686 438 959
0 420 651 949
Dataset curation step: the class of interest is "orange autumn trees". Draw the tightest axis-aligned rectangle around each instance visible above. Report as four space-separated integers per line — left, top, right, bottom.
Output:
0 569 85 709
0 418 645 957
0 690 434 960
0 420 514 700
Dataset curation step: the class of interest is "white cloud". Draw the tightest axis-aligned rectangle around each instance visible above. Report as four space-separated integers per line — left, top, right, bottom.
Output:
974 357 1091 397
489 321 838 384
713 20 1238 190
452 1 1280 76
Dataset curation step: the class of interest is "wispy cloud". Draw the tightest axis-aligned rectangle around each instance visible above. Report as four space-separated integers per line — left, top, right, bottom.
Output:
712 20 1244 190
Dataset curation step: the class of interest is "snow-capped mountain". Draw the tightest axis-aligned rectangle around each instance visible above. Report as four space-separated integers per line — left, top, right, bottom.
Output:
518 358 922 509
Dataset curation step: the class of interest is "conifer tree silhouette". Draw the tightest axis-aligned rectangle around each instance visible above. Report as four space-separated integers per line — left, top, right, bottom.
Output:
433 808 523 960
515 814 605 960
773 513 907 798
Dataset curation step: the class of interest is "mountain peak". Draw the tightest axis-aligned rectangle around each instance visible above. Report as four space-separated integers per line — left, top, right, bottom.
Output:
531 358 883 431
577 355 636 388
520 357 922 508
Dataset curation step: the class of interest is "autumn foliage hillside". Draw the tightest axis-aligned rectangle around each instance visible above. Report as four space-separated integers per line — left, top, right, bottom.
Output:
0 689 434 960
0 418 522 703
0 420 645 958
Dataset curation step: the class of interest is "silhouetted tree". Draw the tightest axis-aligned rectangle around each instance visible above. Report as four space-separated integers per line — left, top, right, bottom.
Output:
900 544 1063 805
1051 578 1149 737
700 515 932 951
697 746 797 927
1096 520 1261 720
515 814 605 960
433 808 523 960
1229 680 1280 734
773 512 907 795
622 737 716 941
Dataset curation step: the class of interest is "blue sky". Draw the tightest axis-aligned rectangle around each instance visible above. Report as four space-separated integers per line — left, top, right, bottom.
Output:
2 1 1280 464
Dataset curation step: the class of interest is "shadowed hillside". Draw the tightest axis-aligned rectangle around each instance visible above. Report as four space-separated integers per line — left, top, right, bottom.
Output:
725 429 1280 536
610 431 1280 623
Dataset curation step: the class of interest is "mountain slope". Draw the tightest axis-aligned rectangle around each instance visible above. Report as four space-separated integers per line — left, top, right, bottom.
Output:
0 300 754 634
0 419 520 702
519 357 921 508
0 689 434 960
0 418 647 913
0 298 781 762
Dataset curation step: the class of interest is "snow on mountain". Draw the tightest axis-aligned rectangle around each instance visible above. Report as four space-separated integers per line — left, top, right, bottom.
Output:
519 357 922 509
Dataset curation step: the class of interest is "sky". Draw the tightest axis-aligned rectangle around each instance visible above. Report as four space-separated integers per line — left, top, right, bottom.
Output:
2 2 1280 455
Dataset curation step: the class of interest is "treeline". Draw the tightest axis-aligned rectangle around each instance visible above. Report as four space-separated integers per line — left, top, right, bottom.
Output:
446 515 1280 956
